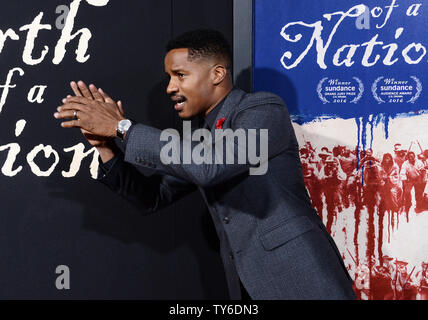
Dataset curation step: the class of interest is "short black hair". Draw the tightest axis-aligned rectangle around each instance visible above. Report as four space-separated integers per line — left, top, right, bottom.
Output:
166 29 232 69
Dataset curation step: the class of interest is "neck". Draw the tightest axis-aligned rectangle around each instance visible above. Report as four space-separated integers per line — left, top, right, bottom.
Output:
203 83 234 117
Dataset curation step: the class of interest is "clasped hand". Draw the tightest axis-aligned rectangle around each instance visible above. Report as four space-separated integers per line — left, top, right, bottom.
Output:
54 81 125 144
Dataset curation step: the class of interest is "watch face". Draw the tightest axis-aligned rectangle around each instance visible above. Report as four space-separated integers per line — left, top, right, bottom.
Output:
118 119 132 132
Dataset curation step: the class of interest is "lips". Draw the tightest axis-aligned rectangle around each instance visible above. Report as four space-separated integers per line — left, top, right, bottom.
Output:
171 96 187 111
175 102 185 111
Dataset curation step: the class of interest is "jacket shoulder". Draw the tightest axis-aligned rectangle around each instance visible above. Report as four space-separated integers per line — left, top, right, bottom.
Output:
235 90 287 114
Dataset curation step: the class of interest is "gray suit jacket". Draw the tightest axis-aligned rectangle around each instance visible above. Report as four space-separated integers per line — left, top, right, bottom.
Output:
99 88 356 300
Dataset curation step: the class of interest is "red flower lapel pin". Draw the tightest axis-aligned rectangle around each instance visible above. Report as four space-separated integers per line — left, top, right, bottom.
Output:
216 117 226 129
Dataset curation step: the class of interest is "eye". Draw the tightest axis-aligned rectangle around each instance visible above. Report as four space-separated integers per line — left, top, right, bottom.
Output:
177 73 185 78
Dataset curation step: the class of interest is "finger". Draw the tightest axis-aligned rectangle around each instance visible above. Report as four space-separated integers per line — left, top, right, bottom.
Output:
60 119 82 129
63 96 91 105
54 109 80 120
77 81 94 99
70 81 83 96
89 84 105 102
98 88 114 103
117 101 124 115
57 102 87 112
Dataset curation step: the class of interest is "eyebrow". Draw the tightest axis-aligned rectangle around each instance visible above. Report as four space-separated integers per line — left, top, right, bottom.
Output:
170 68 186 73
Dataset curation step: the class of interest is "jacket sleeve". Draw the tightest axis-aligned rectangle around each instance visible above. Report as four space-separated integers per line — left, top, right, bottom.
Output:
98 153 196 213
123 100 292 187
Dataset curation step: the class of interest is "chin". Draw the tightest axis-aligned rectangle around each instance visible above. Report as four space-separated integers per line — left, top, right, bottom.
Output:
177 111 192 119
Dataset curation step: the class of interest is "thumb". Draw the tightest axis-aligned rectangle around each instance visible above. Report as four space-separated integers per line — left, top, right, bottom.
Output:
117 101 125 116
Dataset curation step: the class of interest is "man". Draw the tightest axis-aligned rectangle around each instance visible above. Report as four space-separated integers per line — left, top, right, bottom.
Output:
393 144 406 170
400 151 426 215
300 148 323 220
319 155 346 234
418 150 428 211
393 260 417 300
354 263 370 300
336 147 357 209
370 255 394 300
54 29 355 300
379 153 402 243
416 262 428 300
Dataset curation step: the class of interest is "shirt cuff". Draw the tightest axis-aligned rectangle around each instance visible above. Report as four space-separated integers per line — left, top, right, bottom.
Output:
98 154 119 178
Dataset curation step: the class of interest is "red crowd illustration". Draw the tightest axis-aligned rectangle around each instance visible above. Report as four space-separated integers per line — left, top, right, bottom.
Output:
300 141 428 300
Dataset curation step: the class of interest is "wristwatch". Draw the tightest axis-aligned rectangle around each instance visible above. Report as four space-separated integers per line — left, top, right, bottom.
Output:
116 119 133 140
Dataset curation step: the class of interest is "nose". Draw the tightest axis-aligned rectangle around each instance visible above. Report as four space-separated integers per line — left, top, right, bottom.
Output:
166 78 178 96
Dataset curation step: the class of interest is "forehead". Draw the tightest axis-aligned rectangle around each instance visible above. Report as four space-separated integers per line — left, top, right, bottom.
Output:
164 48 208 71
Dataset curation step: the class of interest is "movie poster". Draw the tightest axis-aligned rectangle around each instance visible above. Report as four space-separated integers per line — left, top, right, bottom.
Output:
254 0 428 299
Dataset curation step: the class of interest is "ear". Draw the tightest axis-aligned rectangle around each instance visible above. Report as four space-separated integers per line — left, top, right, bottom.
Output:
211 64 228 85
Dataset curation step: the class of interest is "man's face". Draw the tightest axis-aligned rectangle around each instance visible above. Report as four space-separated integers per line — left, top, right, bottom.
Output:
164 48 215 119
384 156 393 166
398 264 407 274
